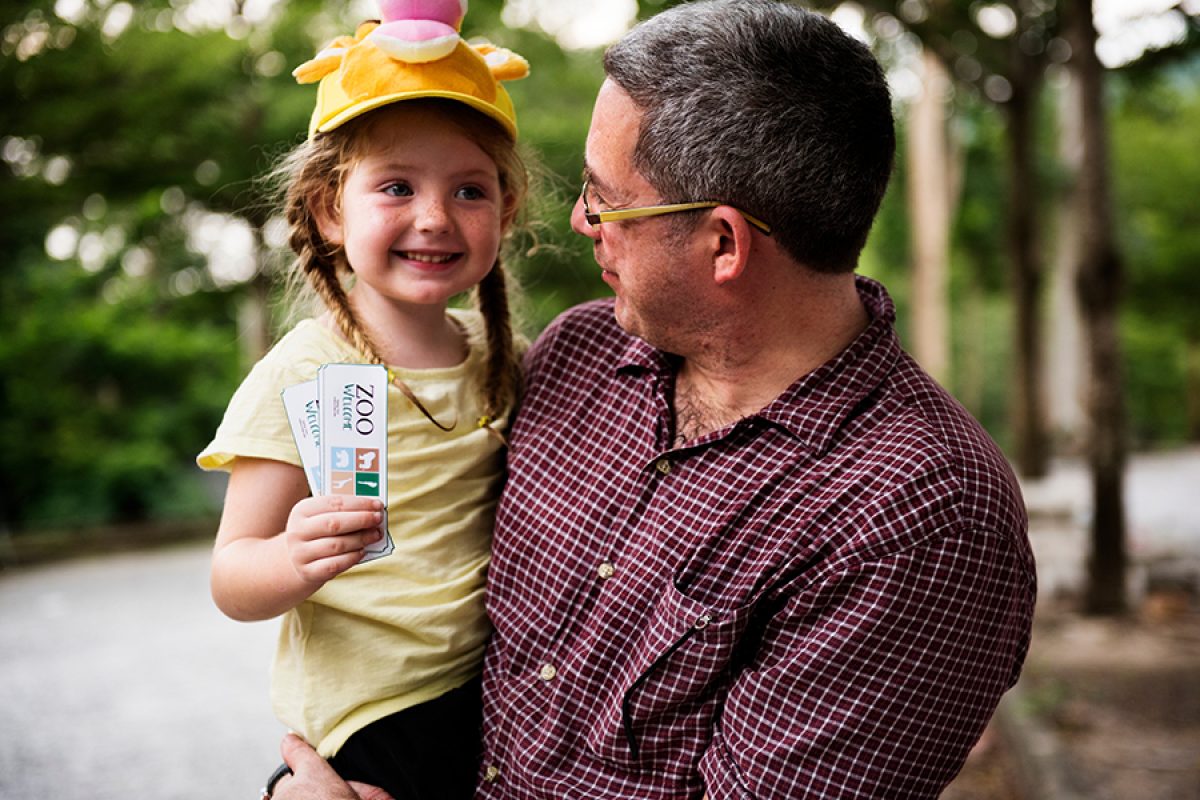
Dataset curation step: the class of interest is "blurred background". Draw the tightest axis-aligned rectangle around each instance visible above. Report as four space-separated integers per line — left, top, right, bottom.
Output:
1 0 1198 798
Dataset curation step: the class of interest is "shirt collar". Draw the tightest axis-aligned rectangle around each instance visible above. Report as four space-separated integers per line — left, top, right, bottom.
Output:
756 276 901 454
616 276 902 455
617 328 668 375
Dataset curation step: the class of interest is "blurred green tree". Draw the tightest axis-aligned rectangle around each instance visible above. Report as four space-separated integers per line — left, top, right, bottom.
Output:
1 3 280 528
853 0 1061 477
1064 0 1127 614
1113 62 1200 442
842 0 1196 615
0 0 605 534
2 0 1197 545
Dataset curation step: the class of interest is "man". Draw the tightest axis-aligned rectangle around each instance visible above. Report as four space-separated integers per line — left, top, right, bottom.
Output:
274 1 1035 797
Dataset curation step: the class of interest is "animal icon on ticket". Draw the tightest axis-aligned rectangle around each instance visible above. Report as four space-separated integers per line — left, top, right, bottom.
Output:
357 448 379 471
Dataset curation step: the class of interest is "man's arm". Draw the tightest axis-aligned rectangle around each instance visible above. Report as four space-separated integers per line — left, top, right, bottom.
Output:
271 734 394 800
699 526 1034 799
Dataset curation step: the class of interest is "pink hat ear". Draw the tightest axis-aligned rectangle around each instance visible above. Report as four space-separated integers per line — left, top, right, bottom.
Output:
370 19 460 63
373 0 468 62
379 0 467 29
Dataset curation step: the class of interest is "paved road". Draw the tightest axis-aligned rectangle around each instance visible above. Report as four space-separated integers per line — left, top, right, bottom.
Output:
2 448 1197 800
0 544 279 800
1021 446 1200 599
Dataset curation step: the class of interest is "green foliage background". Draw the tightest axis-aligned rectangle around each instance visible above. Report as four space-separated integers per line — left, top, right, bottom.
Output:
1 1 1198 534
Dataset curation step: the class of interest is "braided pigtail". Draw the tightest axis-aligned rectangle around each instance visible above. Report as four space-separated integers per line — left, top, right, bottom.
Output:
474 258 521 425
287 202 362 352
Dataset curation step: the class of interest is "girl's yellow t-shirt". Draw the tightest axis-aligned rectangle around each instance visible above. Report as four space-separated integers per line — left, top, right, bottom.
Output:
197 309 509 756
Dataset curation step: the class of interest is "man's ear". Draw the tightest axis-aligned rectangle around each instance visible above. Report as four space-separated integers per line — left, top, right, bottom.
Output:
707 206 753 285
312 190 344 247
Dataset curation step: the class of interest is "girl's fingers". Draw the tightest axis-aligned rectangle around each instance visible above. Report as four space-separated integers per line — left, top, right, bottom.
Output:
293 541 368 582
290 526 385 576
318 527 382 557
291 509 385 541
301 550 367 582
289 495 382 524
283 495 386 579
305 495 385 514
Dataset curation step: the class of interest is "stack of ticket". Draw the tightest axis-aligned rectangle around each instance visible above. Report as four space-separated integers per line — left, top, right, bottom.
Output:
281 364 394 563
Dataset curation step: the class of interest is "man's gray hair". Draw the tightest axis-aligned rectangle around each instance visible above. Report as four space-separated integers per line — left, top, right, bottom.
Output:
604 0 895 273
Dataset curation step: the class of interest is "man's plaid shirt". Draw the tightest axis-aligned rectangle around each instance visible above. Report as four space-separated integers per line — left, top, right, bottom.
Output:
478 278 1035 799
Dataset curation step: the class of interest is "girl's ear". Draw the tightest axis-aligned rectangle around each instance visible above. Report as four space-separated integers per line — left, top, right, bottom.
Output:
500 193 520 231
312 190 345 246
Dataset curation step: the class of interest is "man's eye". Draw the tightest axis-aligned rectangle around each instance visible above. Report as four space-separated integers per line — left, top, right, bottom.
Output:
456 185 486 201
383 182 413 197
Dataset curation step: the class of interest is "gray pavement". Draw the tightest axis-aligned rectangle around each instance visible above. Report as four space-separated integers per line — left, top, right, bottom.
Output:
1020 445 1200 601
1 447 1197 800
0 544 279 800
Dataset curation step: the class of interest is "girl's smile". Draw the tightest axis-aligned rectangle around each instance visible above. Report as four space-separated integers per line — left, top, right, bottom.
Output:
397 250 459 265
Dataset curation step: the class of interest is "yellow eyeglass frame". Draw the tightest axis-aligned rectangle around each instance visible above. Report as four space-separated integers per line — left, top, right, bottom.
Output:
581 179 772 235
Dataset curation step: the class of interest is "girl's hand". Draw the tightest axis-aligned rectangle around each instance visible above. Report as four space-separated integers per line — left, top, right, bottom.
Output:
211 458 386 621
284 495 386 584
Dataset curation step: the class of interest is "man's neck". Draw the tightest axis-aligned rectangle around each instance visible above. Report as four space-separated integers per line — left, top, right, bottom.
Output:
670 272 868 445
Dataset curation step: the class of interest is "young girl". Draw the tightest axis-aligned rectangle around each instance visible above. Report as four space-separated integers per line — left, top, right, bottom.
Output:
197 4 530 797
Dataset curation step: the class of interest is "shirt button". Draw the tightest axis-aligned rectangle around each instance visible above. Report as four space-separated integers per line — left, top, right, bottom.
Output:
538 663 558 681
483 765 500 783
655 458 671 475
597 562 615 580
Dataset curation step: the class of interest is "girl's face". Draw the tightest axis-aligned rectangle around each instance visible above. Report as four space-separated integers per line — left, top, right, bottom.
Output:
318 105 507 311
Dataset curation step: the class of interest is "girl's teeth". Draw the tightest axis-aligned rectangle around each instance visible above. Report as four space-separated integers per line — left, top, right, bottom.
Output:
400 252 454 264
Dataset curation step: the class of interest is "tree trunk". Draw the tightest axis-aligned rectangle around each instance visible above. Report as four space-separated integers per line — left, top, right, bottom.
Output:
1004 57 1050 478
960 269 987 418
1187 335 1200 442
1067 0 1128 615
238 274 272 368
907 50 952 385
239 228 273 370
1047 74 1087 454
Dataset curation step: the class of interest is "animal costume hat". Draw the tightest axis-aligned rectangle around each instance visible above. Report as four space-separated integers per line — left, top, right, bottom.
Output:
293 0 529 138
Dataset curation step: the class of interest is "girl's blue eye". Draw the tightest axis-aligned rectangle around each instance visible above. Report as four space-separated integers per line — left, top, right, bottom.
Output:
383 182 413 197
456 185 486 201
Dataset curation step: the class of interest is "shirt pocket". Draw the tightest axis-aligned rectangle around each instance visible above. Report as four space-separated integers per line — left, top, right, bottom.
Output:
583 579 753 775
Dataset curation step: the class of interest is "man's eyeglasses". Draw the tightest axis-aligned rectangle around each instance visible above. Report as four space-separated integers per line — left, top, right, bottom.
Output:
580 179 772 235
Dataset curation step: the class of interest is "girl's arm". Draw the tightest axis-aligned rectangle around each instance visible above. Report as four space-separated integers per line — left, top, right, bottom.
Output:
210 457 385 621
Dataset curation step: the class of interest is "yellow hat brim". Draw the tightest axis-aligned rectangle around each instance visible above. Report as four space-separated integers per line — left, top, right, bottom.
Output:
311 85 517 139
307 40 518 139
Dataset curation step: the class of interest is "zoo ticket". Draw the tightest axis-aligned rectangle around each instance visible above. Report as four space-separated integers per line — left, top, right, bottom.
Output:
281 379 322 496
282 363 393 563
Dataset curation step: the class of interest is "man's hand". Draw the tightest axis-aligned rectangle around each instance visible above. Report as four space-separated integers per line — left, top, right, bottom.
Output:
272 734 394 800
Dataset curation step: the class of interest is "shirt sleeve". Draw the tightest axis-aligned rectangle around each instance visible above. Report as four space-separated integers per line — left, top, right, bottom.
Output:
196 355 307 472
698 525 1035 799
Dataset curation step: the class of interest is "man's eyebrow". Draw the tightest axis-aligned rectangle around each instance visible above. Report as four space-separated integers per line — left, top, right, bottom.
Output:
581 163 615 198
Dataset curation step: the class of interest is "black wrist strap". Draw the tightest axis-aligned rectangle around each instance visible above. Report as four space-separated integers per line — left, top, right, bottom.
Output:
261 762 294 798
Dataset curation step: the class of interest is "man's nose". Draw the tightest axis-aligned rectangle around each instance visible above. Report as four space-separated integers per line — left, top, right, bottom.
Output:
570 195 600 240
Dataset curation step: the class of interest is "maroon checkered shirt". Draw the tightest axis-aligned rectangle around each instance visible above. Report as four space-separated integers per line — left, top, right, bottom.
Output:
479 277 1035 799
